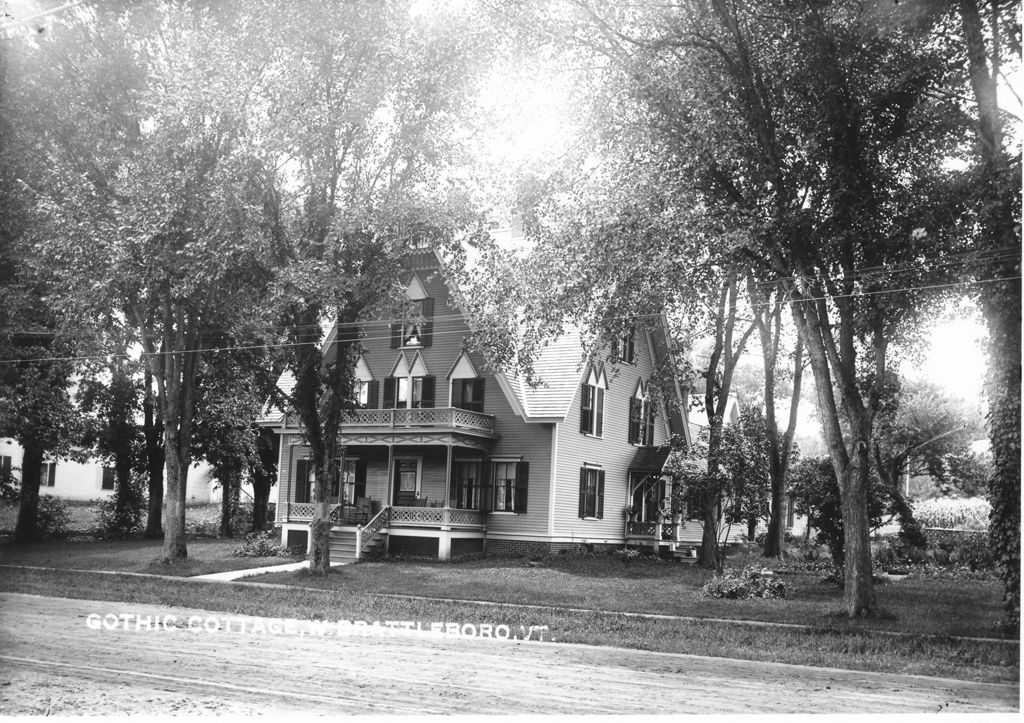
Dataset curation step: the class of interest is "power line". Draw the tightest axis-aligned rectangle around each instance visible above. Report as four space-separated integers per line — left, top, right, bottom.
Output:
0 273 1016 365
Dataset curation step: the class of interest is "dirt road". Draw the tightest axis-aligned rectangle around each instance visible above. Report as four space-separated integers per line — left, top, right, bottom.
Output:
0 592 1017 715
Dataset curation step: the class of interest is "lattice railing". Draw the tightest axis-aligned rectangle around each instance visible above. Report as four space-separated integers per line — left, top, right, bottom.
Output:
388 506 486 528
288 503 315 521
328 504 342 525
447 509 485 527
390 506 445 525
341 407 495 434
626 521 658 537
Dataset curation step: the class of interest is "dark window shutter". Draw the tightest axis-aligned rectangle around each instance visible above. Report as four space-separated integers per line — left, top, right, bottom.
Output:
578 468 587 518
454 378 465 409
295 459 310 503
0 456 9 480
580 384 591 433
597 470 605 519
420 375 435 408
595 387 605 437
367 380 380 409
46 463 56 487
419 297 434 346
628 397 641 444
515 461 528 513
481 462 492 511
383 377 396 409
102 467 115 490
390 320 403 348
473 378 485 411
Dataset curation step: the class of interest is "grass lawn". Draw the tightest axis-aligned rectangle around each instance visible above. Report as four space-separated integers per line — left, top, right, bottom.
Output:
254 553 1009 640
0 538 1017 684
0 537 302 577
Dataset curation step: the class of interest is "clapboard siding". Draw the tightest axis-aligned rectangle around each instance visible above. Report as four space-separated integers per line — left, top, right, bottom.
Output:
552 333 669 541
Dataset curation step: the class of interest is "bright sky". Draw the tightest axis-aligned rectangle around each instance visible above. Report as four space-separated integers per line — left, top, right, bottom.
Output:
902 309 989 403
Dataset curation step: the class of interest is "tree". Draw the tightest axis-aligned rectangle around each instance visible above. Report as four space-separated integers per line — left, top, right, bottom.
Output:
953 0 1021 631
559 0 970 617
719 406 771 541
259 0 495 574
747 281 805 558
11 2 283 561
0 31 81 542
76 343 146 537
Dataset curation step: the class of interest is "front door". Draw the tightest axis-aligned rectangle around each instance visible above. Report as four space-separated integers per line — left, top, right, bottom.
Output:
393 458 420 506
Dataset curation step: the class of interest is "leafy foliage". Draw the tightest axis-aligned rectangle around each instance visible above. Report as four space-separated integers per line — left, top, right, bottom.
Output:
35 495 71 540
702 566 786 600
789 457 886 569
232 530 292 558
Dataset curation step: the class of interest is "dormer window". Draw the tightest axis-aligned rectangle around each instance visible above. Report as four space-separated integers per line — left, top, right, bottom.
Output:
612 328 636 364
580 366 608 437
391 274 433 348
384 352 435 409
448 352 485 413
629 380 657 446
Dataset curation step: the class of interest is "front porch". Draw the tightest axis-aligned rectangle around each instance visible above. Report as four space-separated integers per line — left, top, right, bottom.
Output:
281 502 487 562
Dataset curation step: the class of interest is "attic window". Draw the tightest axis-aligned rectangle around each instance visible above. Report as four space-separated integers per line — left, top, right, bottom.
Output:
391 297 434 348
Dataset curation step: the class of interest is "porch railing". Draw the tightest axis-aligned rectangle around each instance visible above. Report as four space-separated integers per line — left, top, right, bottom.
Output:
341 407 495 434
625 520 682 541
356 505 390 555
389 506 486 528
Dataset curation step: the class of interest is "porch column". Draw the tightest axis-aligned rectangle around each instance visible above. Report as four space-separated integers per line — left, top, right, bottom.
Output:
386 442 395 507
444 443 453 509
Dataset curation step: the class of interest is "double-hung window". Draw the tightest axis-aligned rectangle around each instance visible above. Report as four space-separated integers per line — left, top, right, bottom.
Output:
628 381 657 446
580 368 607 437
578 466 605 519
489 460 528 513
42 462 56 487
391 297 434 348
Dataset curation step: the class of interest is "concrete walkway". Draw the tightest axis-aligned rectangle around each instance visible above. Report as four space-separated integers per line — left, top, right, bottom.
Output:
190 560 348 581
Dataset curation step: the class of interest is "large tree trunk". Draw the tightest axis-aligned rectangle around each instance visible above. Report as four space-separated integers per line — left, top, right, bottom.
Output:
251 428 278 532
218 462 241 538
162 442 190 560
839 441 877 616
13 443 44 543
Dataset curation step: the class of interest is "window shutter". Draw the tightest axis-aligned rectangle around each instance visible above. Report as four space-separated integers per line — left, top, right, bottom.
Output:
473 377 485 411
367 380 379 409
295 459 309 503
0 456 9 480
419 297 434 346
580 384 591 433
597 470 605 519
595 387 605 437
481 462 491 511
515 461 528 513
578 468 587 518
46 463 56 487
390 318 403 348
628 397 640 444
383 377 396 409
420 375 435 408
102 467 115 490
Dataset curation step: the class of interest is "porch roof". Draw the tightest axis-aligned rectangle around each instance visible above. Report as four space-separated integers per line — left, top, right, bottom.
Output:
628 446 671 473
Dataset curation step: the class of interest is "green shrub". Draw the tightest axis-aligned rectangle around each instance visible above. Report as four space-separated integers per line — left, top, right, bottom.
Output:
92 475 147 539
232 530 291 558
702 566 786 600
36 495 71 539
187 518 220 538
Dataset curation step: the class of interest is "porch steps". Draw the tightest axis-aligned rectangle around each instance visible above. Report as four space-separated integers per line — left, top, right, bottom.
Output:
329 528 387 563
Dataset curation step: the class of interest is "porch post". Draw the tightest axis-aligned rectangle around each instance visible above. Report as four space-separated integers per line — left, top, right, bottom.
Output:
445 443 453 509
386 442 395 506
